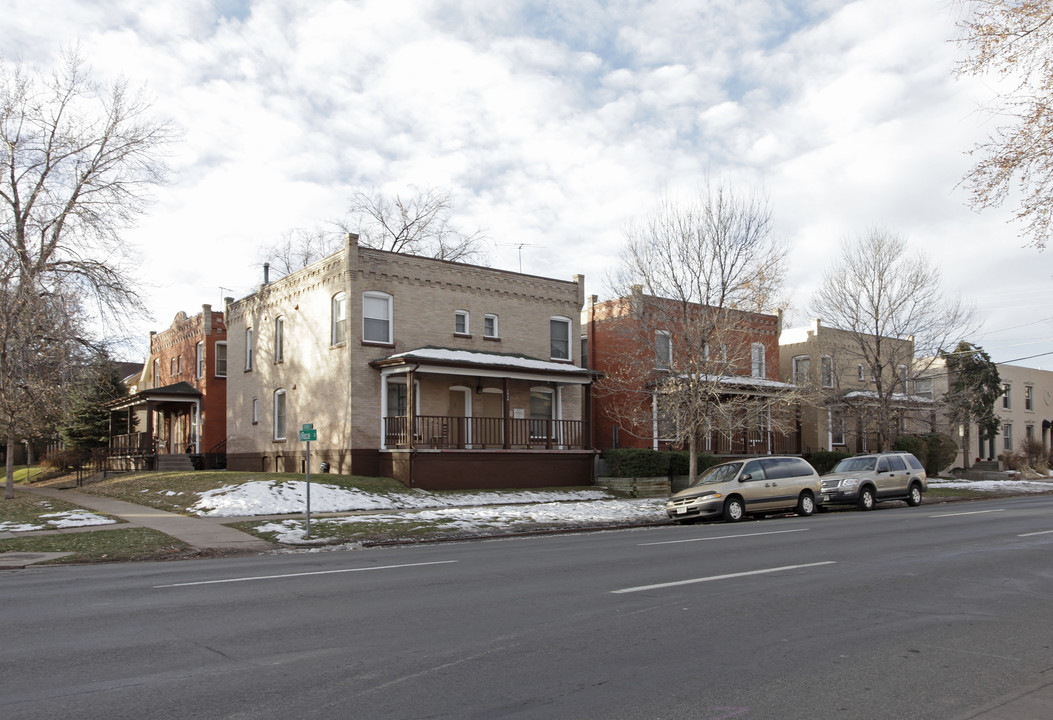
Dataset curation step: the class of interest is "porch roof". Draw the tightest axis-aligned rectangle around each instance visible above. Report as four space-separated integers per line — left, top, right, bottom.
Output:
370 346 597 385
105 381 203 411
838 390 936 406
664 373 797 395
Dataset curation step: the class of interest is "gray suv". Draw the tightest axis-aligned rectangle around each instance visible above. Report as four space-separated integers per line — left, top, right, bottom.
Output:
820 451 927 510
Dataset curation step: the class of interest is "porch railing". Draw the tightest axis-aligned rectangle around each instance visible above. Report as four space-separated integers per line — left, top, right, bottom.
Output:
108 432 156 454
701 429 801 456
383 415 589 450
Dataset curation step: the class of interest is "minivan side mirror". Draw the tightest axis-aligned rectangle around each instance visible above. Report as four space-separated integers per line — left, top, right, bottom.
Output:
739 473 752 482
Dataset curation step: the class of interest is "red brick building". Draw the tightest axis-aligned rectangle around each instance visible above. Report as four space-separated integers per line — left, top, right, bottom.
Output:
583 287 798 456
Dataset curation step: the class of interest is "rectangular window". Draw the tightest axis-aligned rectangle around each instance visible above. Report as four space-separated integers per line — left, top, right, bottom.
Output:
831 409 845 446
245 328 254 371
275 316 285 363
363 292 392 344
858 364 865 382
1025 385 1034 411
252 397 258 425
1026 424 1035 441
656 394 678 441
153 358 161 388
550 317 571 360
530 389 554 439
455 310 469 335
196 342 205 378
792 356 810 385
484 314 498 338
1003 423 1012 451
171 358 177 376
274 390 287 441
387 382 408 417
821 356 833 388
332 293 347 345
751 343 766 378
1002 384 1011 409
215 342 227 377
914 377 933 400
655 331 672 370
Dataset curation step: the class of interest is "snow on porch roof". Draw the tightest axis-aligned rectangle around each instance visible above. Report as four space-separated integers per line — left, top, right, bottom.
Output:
370 346 596 380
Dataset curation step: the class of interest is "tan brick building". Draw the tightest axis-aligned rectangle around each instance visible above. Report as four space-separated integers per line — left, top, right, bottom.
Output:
224 235 595 489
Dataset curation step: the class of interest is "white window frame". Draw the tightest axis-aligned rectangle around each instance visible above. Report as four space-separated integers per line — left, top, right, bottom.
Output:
454 309 470 335
252 397 259 425
196 341 205 378
858 363 865 382
332 292 347 346
550 316 572 361
245 328 254 371
821 356 833 388
751 343 766 378
1003 423 1013 451
274 389 287 441
215 342 227 377
655 330 672 370
1002 383 1011 409
484 314 498 338
792 355 810 385
153 358 161 388
363 291 393 344
1025 385 1034 411
275 316 285 363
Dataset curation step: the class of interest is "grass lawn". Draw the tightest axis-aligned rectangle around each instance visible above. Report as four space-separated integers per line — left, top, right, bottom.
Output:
0 527 196 563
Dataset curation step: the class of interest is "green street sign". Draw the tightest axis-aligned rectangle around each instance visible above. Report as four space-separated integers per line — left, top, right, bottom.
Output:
299 429 317 442
302 423 313 431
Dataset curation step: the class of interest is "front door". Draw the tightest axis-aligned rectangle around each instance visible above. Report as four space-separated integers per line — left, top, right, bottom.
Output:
448 388 470 448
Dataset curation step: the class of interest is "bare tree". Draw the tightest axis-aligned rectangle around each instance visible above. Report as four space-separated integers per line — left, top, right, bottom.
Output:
255 227 344 278
955 0 1053 249
600 182 802 480
810 229 974 451
343 186 490 264
0 49 173 495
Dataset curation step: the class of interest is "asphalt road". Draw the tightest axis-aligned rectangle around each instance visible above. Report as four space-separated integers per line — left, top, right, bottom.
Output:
3 495 1053 720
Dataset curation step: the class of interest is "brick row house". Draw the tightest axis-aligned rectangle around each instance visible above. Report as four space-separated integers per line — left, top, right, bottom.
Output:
105 306 228 470
223 234 595 489
584 287 800 456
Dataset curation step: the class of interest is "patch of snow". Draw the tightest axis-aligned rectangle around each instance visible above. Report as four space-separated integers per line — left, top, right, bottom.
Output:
929 479 1053 494
39 511 118 528
0 521 44 532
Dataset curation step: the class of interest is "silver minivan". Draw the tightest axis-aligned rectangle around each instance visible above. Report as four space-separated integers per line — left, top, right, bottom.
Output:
666 456 823 523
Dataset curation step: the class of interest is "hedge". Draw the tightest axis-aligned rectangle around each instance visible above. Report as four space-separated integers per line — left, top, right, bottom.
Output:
602 449 722 478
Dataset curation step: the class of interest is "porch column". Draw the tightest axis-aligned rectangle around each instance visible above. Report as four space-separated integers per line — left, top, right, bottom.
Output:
195 399 202 453
146 402 155 453
407 368 417 451
584 382 593 450
503 377 511 449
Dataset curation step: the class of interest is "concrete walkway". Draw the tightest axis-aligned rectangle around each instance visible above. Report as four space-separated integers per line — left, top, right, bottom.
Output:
12 485 275 552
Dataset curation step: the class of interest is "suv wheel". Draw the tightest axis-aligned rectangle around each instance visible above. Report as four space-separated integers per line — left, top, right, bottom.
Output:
723 497 745 522
857 487 876 511
906 482 923 507
796 491 815 517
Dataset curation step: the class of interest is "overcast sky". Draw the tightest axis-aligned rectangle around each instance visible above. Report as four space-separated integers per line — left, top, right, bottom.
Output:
7 0 1051 369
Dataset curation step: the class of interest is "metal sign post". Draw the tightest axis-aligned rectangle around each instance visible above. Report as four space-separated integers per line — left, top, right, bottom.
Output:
299 423 317 538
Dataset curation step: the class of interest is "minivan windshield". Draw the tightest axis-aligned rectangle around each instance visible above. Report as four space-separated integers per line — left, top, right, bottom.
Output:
832 457 876 473
693 462 743 486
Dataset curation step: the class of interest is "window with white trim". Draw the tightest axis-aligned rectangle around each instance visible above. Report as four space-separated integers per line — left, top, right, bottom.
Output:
1003 423 1013 451
196 342 205 378
751 343 766 378
332 292 347 346
550 317 571 360
1002 383 1011 409
252 397 258 425
454 309 469 335
821 356 833 388
1025 385 1034 411
215 342 227 377
275 316 285 363
274 389 287 441
363 291 393 344
530 388 554 438
655 330 672 370
245 328 254 371
153 358 161 388
914 377 933 400
484 314 498 338
792 355 810 385
857 363 865 382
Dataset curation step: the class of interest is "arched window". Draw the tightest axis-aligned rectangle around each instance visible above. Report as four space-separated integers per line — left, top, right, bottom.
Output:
273 389 287 441
275 316 285 362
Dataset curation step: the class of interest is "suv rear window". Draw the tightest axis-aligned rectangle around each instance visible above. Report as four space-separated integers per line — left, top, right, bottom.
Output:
903 454 924 471
886 455 906 471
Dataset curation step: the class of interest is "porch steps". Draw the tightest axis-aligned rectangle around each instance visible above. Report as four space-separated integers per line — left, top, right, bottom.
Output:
156 454 195 472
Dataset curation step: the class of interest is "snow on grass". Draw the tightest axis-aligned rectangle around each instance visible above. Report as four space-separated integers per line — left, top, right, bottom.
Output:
191 480 614 517
1 511 117 532
929 479 1053 494
255 498 667 544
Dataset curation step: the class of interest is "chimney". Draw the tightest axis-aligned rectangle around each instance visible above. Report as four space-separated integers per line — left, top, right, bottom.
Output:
263 263 270 285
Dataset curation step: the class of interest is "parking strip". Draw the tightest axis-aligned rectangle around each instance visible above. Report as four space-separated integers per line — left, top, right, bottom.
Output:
610 561 836 594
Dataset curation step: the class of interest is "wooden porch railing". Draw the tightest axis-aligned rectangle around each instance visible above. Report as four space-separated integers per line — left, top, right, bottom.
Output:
702 429 801 456
108 432 156 454
383 415 589 450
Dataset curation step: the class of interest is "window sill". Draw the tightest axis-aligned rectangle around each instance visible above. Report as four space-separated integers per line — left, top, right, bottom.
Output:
273 438 287 443
362 340 395 348
549 358 574 364
330 342 347 349
454 333 472 339
484 336 501 342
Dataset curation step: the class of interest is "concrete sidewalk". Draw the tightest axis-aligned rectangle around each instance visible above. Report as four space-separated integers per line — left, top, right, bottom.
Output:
12 485 275 552
956 677 1053 720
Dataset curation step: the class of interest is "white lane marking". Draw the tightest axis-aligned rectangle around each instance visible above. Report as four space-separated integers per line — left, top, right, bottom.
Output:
640 528 809 546
928 509 1006 518
1018 529 1053 537
611 561 836 594
154 560 459 588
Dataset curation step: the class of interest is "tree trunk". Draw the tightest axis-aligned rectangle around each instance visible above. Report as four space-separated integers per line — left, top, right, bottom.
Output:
688 430 698 481
5 435 14 500
961 424 972 471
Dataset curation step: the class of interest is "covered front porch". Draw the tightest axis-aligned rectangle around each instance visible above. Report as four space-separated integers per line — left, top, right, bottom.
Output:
102 382 214 472
369 347 597 489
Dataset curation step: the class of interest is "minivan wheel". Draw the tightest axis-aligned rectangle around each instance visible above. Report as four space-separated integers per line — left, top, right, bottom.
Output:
857 487 876 511
796 492 815 517
906 482 923 507
723 497 745 522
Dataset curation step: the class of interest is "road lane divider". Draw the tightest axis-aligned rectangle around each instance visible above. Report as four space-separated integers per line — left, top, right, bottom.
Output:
639 528 809 546
154 560 459 588
611 561 836 594
928 509 1006 518
1018 529 1053 537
